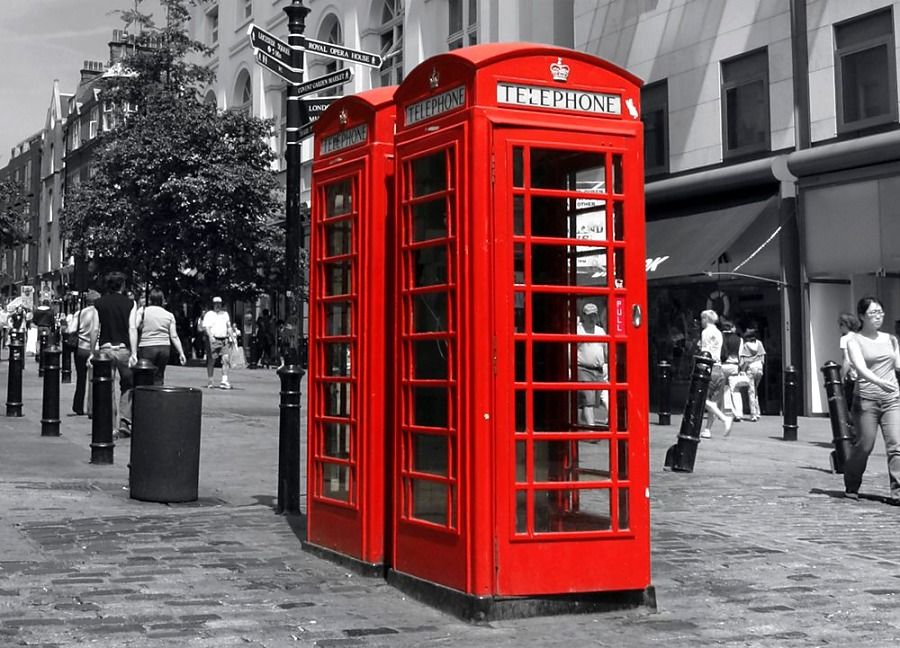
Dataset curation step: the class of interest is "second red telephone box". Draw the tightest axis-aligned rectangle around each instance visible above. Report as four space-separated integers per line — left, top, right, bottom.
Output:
388 43 653 614
306 87 396 570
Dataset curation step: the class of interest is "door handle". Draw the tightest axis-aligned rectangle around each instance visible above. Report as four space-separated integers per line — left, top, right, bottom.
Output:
632 304 642 328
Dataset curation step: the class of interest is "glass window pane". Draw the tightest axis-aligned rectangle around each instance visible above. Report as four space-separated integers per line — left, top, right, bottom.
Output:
412 152 447 196
413 199 448 241
614 248 625 288
835 9 892 48
612 154 623 194
514 290 526 332
324 343 350 376
325 220 351 257
413 292 448 332
531 294 608 335
414 340 448 379
516 441 526 482
534 489 611 533
532 196 606 240
513 243 525 284
515 341 526 382
513 148 524 187
726 80 767 150
413 433 448 475
616 390 628 431
414 387 448 428
414 245 448 286
532 243 607 287
615 342 627 382
533 439 610 482
516 490 527 533
324 382 350 417
322 463 350 501
412 479 447 524
323 422 350 458
530 341 609 384
325 302 351 336
326 179 352 217
530 149 605 191
617 439 629 480
612 202 624 241
515 390 526 432
842 46 892 123
325 262 351 296
618 488 630 530
513 195 525 235
449 0 462 33
532 389 579 432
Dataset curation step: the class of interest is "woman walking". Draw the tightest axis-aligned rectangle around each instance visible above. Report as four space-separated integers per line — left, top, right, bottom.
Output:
843 296 900 502
130 288 186 385
738 327 766 422
699 309 733 438
70 290 100 416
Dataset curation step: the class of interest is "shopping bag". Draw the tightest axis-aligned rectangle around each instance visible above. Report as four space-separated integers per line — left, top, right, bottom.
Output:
25 328 37 356
230 344 247 370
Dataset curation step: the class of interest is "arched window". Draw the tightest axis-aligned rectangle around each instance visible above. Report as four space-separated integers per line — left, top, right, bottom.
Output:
204 90 217 107
234 70 252 115
377 0 403 87
314 14 343 98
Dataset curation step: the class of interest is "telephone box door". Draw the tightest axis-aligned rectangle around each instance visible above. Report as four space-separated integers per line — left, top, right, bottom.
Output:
492 127 649 595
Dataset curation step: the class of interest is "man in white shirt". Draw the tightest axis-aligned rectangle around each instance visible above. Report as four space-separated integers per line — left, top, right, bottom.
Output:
202 296 234 389
577 302 609 426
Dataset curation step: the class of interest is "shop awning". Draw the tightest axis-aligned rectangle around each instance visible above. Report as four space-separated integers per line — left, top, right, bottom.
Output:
645 196 780 281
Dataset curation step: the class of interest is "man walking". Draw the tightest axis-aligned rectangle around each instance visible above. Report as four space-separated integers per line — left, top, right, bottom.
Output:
203 296 233 389
89 272 137 437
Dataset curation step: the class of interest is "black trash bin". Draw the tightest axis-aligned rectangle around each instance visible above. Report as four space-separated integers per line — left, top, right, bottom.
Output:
130 386 202 503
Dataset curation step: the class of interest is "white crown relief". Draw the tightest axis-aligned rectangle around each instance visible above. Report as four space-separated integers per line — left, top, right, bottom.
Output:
550 57 570 82
429 68 440 89
339 109 349 126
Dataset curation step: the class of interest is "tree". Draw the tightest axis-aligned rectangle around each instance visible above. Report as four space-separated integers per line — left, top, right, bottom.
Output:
62 0 285 302
0 177 30 251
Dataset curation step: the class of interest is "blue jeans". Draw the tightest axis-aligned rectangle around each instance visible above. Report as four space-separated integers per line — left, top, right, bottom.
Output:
844 396 900 499
100 345 133 432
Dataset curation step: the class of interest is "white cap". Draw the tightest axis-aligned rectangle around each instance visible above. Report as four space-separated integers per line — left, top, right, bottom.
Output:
212 296 223 303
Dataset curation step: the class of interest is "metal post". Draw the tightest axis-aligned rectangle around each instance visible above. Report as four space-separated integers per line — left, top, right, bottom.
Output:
664 353 713 473
284 0 310 365
37 328 49 376
783 365 799 441
90 355 115 464
657 360 672 426
5 331 24 417
132 358 157 388
61 334 73 384
40 346 61 437
277 365 304 514
821 361 853 473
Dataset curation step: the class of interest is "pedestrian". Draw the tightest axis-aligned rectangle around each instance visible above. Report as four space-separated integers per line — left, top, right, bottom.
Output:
255 308 275 368
738 327 765 422
131 288 187 385
838 312 861 412
720 319 743 421
89 272 137 438
69 290 100 416
843 296 900 502
0 305 8 354
699 309 733 438
577 302 609 426
203 296 233 389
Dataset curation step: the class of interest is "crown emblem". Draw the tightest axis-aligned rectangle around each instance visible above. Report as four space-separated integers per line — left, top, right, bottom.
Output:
339 109 349 126
429 67 440 89
550 57 570 82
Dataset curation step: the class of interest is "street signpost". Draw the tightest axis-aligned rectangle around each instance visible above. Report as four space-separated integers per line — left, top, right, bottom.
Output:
247 25 298 71
302 97 339 122
295 68 353 98
303 37 383 68
254 50 302 85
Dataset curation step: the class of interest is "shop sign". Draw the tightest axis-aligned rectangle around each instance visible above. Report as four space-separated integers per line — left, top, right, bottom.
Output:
320 124 369 155
405 86 466 125
496 82 621 116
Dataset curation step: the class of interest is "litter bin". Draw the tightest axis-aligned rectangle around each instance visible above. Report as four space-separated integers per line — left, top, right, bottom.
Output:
130 385 202 503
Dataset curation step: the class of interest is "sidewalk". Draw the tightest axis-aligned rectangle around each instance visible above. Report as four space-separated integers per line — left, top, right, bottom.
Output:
1 358 899 646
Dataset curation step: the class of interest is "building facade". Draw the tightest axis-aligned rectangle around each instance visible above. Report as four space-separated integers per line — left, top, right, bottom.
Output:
0 133 42 298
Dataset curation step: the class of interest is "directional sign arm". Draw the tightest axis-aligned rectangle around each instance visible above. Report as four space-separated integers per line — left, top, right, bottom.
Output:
303 37 383 69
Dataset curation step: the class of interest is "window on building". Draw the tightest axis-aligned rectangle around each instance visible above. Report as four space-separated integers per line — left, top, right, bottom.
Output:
102 100 116 131
47 189 53 223
835 7 898 133
24 161 31 189
721 48 770 158
49 144 54 174
207 5 219 45
315 15 344 97
448 0 478 50
69 119 81 151
240 0 252 23
642 80 668 176
234 71 252 116
89 106 99 139
378 0 404 87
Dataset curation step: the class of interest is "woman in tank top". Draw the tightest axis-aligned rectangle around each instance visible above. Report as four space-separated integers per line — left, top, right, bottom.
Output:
843 296 900 503
130 288 187 385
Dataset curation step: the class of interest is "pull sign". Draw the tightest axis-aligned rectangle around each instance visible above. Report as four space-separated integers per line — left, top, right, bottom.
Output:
615 297 626 335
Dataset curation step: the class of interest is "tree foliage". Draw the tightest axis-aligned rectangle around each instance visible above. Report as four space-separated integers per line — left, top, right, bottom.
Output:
0 177 30 250
62 0 285 301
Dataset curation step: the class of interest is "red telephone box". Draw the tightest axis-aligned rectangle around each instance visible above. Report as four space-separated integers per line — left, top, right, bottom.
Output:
389 44 652 611
306 87 396 570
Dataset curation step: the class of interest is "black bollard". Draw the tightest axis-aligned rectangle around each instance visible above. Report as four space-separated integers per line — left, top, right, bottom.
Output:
5 331 25 417
821 361 853 473
657 360 672 426
37 328 49 376
664 353 714 473
132 358 157 389
40 346 61 437
60 335 73 384
276 364 304 515
783 365 799 441
90 355 115 464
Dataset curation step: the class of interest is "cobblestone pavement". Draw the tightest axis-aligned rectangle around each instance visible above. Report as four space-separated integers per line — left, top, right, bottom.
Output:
1 358 900 646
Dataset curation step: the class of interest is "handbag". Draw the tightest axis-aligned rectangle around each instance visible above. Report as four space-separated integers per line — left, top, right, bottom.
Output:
65 309 82 347
230 344 247 370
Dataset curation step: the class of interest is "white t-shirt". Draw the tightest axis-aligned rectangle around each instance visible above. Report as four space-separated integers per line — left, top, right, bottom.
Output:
701 324 723 366
577 321 607 369
203 309 231 339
